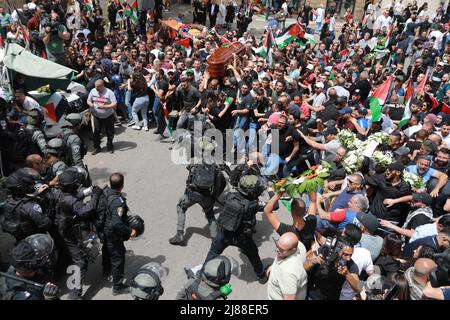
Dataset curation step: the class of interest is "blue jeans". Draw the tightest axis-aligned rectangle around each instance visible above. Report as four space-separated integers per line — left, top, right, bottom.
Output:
125 89 132 120
233 116 249 155
316 22 322 33
132 96 149 128
261 152 285 177
247 122 261 154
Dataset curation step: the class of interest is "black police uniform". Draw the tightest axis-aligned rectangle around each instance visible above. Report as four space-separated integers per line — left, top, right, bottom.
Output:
55 189 100 298
103 188 132 290
0 268 44 300
2 195 52 242
204 192 265 279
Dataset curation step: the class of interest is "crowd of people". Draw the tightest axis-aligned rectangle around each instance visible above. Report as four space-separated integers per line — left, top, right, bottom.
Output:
0 0 450 300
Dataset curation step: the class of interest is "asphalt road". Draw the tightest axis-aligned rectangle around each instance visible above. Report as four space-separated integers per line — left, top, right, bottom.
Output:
72 121 292 300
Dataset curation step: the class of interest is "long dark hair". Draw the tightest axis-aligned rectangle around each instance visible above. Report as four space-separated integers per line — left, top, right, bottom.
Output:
388 273 410 300
380 234 402 258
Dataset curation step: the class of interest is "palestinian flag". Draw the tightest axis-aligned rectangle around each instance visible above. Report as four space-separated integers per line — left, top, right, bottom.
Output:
256 28 274 67
275 23 305 50
83 0 93 11
82 42 89 57
295 33 315 49
339 49 349 56
425 92 440 111
280 199 292 212
124 4 138 23
176 37 193 57
19 25 30 50
220 35 231 46
441 103 450 114
398 80 414 129
37 92 66 124
162 102 174 136
416 68 429 96
369 75 393 122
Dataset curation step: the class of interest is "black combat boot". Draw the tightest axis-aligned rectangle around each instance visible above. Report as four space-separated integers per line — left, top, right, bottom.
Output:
168 231 185 245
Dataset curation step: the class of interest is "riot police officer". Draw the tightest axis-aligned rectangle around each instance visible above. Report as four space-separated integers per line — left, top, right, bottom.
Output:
55 169 102 300
24 109 48 156
130 262 165 300
204 175 269 284
102 173 137 295
61 113 87 166
0 234 60 300
169 162 226 246
1 170 52 242
176 255 236 300
45 138 68 187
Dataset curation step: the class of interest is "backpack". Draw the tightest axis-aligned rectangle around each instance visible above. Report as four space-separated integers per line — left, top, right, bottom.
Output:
218 193 250 232
229 164 260 187
183 277 225 300
94 187 116 236
1 199 29 239
189 164 217 192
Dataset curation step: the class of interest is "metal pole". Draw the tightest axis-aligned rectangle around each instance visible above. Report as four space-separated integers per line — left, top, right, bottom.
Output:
0 271 45 289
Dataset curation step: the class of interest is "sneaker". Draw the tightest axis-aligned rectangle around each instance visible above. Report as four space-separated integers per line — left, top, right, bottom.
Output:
131 125 141 130
91 148 101 155
112 283 130 296
257 266 270 284
108 148 114 154
168 231 185 245
127 121 135 127
144 127 149 131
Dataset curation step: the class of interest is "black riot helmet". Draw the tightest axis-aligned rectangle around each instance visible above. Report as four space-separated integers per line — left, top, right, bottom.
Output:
237 175 266 199
64 166 90 186
130 263 165 300
127 215 145 237
10 234 55 272
58 169 81 192
5 170 36 196
64 113 83 128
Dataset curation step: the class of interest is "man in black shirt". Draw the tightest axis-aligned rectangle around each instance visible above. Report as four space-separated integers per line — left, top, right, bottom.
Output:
248 88 269 154
305 236 360 300
264 193 316 251
366 161 412 225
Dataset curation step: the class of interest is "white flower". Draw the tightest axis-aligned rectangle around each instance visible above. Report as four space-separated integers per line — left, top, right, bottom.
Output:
292 177 306 185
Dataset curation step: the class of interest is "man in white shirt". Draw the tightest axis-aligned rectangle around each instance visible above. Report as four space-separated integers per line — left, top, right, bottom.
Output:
15 89 41 112
429 28 444 51
267 232 308 300
314 4 325 33
374 10 392 31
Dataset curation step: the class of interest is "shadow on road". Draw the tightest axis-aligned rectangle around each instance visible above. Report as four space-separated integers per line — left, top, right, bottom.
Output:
113 140 137 152
237 256 274 284
184 225 211 244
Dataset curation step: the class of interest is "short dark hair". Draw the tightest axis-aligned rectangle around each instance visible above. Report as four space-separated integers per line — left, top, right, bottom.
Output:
343 224 362 246
110 172 124 190
15 88 25 95
438 214 450 228
291 198 306 218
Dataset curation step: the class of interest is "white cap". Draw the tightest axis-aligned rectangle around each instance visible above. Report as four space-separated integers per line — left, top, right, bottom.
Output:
315 82 324 89
307 64 314 70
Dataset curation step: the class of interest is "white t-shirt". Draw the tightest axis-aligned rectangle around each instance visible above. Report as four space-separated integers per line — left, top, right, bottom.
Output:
403 124 422 138
340 247 374 300
429 30 444 51
267 242 308 300
375 15 392 30
281 3 289 16
410 223 437 242
315 8 325 23
23 97 41 112
393 2 404 15
87 87 117 119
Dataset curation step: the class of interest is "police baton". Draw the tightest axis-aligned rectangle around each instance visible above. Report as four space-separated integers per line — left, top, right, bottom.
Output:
0 271 45 290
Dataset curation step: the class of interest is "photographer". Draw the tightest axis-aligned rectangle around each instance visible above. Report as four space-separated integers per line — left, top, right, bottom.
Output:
305 236 360 300
42 11 70 66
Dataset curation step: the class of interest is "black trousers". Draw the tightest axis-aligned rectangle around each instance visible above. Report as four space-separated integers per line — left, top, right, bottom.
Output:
204 229 264 276
106 237 126 289
93 114 115 150
64 232 88 296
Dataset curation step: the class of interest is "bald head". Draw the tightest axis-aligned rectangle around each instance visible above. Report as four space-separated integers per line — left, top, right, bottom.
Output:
26 154 43 172
278 232 299 251
95 80 105 92
414 258 437 276
348 174 363 184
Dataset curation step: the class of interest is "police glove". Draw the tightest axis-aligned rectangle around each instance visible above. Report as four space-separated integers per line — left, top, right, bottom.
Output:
43 283 60 300
92 185 103 197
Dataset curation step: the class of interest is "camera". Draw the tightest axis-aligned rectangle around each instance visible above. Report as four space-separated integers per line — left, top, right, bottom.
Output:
430 248 450 288
317 237 347 272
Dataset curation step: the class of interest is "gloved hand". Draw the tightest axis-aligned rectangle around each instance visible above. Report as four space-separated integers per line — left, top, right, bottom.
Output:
43 282 60 300
92 185 103 197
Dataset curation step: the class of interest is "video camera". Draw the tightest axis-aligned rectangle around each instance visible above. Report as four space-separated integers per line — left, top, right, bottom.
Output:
430 248 450 288
40 12 60 36
317 237 347 272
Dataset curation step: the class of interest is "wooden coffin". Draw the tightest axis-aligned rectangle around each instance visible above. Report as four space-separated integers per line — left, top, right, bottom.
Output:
207 42 245 78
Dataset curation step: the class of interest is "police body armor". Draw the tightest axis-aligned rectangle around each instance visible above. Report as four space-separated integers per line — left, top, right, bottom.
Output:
0 270 44 300
103 189 130 241
62 129 87 166
183 277 226 300
2 198 36 240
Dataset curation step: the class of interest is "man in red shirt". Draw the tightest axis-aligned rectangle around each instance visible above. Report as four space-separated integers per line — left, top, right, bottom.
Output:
27 7 40 31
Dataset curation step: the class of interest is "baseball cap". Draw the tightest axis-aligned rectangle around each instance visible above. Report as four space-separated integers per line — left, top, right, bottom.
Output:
307 64 314 71
185 69 194 75
167 69 175 74
339 107 353 114
387 161 404 172
179 75 188 82
288 104 301 116
323 127 338 136
353 89 361 95
324 119 336 128
412 192 433 206
357 212 380 234
357 108 368 116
